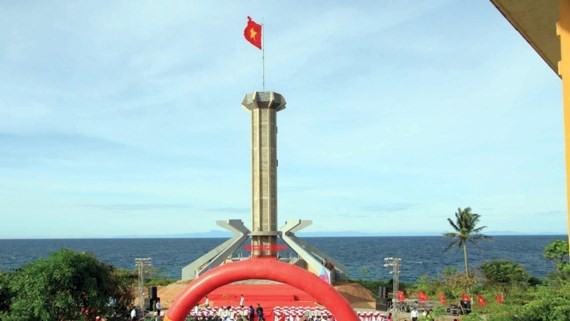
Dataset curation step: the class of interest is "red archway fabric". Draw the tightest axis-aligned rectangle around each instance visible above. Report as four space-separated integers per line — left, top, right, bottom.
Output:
165 258 359 321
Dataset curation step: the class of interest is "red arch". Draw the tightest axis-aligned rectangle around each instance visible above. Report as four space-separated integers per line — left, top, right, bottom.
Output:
165 258 359 321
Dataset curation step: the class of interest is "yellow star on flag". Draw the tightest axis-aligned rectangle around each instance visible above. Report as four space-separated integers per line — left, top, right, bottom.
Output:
249 28 257 40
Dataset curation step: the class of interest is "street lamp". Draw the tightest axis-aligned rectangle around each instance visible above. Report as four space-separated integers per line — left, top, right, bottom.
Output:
384 257 402 317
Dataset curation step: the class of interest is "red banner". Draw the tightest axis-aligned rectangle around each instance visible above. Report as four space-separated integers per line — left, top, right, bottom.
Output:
438 292 446 304
397 291 405 301
244 244 287 252
477 294 487 307
495 293 504 305
418 291 428 302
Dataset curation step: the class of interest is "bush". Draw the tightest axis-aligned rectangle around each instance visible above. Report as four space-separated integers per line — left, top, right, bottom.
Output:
478 260 529 288
4 249 134 321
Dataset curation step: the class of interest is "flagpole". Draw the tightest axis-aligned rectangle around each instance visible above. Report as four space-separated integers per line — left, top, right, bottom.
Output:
262 22 265 91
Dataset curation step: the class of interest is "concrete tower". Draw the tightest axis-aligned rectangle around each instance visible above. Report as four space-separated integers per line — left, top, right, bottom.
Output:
181 91 347 283
241 91 286 257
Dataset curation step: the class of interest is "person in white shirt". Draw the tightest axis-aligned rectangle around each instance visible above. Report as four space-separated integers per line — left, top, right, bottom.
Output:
155 299 162 316
410 307 419 321
240 294 245 308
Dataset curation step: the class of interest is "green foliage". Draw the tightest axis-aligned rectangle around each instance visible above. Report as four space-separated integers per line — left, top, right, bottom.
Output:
459 314 485 321
146 276 178 287
413 275 434 295
507 281 570 321
543 240 570 282
543 240 569 263
464 283 570 321
4 249 134 321
527 276 545 287
432 268 476 300
556 261 570 277
443 207 492 278
478 260 529 289
442 266 459 276
0 272 12 318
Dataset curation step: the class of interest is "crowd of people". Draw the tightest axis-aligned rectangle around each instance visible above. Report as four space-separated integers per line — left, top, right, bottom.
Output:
186 302 265 321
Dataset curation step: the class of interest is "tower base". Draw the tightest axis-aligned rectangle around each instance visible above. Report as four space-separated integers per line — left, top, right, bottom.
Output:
181 219 348 283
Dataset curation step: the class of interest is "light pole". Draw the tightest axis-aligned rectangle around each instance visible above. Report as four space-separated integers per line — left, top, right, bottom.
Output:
135 258 152 312
384 257 402 317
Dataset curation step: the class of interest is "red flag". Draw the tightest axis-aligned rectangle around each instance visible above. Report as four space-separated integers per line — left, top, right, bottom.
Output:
244 16 262 49
495 293 504 305
462 293 470 302
418 291 428 302
438 292 446 304
477 294 487 307
397 291 405 301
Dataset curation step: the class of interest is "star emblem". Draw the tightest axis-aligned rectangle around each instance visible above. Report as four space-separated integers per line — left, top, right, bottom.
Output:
249 28 257 40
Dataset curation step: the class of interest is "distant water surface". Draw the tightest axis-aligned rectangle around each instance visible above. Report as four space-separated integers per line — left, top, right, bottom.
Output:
0 235 565 282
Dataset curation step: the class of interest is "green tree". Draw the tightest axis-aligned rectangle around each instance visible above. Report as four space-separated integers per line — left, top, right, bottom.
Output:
544 240 569 265
544 240 570 281
5 249 133 321
478 260 529 289
443 207 492 280
0 271 12 317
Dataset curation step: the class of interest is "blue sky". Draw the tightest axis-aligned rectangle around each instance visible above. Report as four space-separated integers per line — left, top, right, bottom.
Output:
0 1 566 239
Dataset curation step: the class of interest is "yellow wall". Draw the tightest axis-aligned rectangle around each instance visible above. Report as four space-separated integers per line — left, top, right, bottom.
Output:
557 0 570 254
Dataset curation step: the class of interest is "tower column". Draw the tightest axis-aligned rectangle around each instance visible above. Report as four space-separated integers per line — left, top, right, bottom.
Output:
242 92 286 257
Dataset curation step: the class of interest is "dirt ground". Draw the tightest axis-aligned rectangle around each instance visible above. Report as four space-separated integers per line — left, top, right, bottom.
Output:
155 280 192 309
333 282 376 309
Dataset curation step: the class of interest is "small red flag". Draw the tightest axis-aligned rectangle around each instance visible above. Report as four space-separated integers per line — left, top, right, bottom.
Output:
462 293 470 302
477 294 487 307
495 293 504 305
244 16 262 49
438 292 446 304
397 291 406 301
418 291 428 302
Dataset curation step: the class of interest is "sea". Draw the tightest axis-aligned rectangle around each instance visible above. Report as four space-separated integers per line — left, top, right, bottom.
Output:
0 235 566 283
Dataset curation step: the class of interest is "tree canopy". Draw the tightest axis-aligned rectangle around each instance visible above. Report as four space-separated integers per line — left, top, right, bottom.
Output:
478 260 529 288
0 272 11 313
543 240 570 281
1 249 133 321
544 240 569 263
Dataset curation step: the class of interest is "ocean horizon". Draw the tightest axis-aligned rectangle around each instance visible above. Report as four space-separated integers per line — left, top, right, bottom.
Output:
0 235 566 283
1 230 565 240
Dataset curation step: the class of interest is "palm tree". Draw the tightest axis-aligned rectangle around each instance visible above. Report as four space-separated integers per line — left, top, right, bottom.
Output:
444 207 492 278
